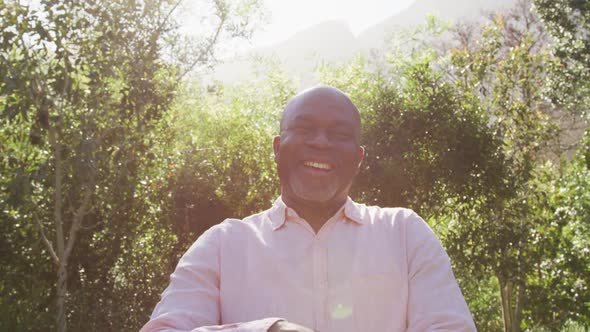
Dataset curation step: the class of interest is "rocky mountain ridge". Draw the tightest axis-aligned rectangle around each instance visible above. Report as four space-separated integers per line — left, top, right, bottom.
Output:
211 0 518 86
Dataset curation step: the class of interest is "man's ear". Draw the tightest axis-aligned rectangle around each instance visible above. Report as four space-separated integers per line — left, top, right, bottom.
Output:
273 136 281 162
356 146 365 172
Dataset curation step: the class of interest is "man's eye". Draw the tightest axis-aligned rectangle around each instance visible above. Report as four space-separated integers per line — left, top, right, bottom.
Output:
292 127 311 134
332 131 352 139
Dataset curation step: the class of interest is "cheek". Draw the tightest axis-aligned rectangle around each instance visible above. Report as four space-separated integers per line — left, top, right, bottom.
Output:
343 162 361 176
276 145 297 173
341 145 362 163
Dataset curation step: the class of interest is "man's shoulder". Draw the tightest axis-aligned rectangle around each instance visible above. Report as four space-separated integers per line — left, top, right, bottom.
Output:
348 200 423 228
356 202 414 215
352 202 437 241
210 207 273 233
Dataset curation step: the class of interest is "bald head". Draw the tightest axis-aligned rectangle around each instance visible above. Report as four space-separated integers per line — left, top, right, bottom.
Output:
280 85 361 135
273 84 365 215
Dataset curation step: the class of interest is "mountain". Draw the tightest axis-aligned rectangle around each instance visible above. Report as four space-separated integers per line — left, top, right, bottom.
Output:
212 20 359 85
357 0 517 50
273 19 359 62
211 0 517 86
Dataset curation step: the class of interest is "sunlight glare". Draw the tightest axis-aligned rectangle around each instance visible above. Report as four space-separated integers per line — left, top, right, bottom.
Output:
252 0 415 47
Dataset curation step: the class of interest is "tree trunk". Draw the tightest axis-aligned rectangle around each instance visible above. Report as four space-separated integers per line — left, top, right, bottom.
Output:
57 262 68 332
512 282 525 332
499 278 511 332
50 123 68 332
498 276 524 332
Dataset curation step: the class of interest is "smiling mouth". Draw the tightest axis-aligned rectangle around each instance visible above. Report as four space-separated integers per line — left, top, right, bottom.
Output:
303 160 333 171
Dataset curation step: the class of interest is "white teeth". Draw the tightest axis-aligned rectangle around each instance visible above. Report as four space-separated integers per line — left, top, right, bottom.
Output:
304 161 332 170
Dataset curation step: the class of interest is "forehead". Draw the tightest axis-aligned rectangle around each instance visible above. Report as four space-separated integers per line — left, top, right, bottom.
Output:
282 90 360 129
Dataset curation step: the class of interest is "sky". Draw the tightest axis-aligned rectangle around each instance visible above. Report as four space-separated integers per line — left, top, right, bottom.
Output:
250 0 416 47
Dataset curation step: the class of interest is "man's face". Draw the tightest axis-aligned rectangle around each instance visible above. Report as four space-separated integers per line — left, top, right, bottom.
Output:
273 89 364 206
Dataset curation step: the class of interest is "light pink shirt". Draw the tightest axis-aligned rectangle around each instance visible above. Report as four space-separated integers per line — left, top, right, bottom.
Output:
141 197 476 332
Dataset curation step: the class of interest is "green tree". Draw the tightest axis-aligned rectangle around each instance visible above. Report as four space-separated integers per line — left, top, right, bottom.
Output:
0 0 260 330
442 2 589 330
166 67 295 235
524 130 590 329
534 0 590 116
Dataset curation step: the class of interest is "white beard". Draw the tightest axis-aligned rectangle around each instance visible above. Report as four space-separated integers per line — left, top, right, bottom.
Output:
288 176 339 203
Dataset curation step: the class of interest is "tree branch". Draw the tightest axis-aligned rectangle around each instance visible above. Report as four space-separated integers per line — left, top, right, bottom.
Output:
177 11 227 82
63 188 92 262
156 0 184 36
33 214 60 267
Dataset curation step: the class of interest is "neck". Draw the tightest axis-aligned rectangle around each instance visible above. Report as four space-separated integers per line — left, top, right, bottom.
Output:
281 194 347 233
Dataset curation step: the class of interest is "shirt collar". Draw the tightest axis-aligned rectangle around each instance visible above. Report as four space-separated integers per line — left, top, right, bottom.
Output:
267 196 365 231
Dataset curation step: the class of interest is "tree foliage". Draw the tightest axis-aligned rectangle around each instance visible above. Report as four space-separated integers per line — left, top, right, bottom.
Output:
0 0 261 330
534 0 590 116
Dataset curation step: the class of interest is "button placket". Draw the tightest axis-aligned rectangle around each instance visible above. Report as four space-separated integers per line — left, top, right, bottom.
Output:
312 235 329 332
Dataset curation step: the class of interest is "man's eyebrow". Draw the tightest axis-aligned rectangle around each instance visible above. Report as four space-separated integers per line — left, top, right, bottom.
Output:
291 113 314 122
331 120 354 127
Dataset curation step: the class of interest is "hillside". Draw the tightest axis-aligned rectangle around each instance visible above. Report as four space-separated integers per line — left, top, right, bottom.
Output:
358 0 517 50
211 0 517 86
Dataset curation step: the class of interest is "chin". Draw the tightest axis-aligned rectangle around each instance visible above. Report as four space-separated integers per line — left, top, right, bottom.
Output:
290 180 340 204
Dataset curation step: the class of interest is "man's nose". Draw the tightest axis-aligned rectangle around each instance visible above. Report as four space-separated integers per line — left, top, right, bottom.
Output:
306 130 332 148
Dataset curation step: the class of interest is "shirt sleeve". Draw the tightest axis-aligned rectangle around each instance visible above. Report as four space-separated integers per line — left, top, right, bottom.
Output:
404 211 477 332
139 224 283 332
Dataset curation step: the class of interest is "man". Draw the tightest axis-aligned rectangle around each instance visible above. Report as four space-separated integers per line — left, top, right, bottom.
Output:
141 86 476 332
